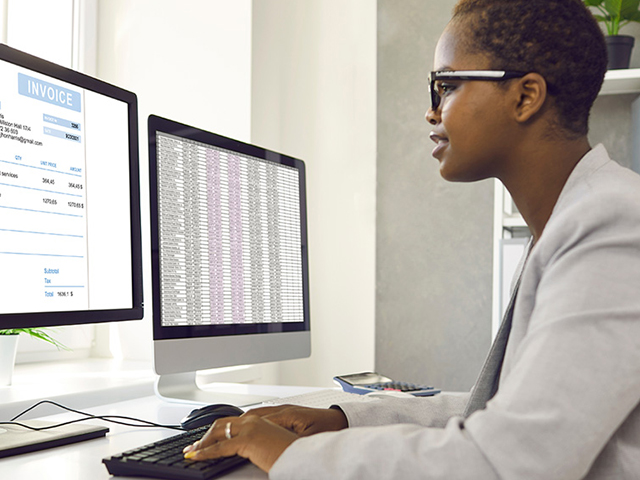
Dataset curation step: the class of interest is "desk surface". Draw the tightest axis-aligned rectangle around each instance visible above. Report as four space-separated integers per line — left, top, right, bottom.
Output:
0 384 318 480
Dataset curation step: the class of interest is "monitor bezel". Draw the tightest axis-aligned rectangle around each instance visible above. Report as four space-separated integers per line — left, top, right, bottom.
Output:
148 114 310 341
0 44 143 328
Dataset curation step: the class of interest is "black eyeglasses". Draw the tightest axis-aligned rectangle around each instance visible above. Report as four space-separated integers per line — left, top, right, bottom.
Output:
428 70 528 111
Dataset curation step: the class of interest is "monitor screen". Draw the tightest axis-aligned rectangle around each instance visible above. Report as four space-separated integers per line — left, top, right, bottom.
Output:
0 44 142 328
149 115 310 403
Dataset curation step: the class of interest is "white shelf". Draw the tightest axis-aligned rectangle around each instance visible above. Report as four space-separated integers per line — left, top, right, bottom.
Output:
600 68 640 95
502 214 527 229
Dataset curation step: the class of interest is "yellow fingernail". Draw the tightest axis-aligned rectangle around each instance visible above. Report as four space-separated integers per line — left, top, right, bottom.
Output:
184 451 197 459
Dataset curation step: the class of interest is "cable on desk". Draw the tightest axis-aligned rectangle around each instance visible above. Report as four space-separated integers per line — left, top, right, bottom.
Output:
0 399 185 432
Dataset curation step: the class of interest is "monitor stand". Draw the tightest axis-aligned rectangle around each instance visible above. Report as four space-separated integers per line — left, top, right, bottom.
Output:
154 372 276 407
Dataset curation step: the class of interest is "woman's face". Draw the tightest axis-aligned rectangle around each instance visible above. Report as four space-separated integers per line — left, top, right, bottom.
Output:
427 21 519 183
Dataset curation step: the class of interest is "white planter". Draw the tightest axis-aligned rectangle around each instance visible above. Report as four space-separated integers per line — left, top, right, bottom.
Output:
0 334 19 386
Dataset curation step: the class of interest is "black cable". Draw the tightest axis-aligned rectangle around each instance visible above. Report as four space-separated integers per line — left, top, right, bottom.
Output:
2 399 185 432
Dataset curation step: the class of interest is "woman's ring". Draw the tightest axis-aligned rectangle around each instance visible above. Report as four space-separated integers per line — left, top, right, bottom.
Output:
224 422 232 440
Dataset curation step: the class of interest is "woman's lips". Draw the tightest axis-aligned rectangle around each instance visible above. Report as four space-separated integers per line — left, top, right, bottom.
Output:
429 131 449 158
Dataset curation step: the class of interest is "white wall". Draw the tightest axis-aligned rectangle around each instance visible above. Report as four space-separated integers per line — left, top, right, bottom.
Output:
96 0 252 363
251 0 377 387
95 0 376 388
0 0 7 43
97 0 252 141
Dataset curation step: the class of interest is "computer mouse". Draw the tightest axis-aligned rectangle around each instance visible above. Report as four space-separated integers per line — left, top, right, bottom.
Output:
180 404 244 430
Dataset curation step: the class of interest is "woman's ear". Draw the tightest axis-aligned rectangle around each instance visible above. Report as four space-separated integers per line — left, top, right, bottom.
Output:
513 73 547 123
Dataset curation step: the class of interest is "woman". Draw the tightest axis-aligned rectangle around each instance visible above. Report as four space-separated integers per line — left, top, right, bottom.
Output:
185 1 640 478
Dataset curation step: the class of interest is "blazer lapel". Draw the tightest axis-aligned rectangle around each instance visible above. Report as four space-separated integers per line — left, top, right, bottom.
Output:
463 277 520 417
463 237 532 417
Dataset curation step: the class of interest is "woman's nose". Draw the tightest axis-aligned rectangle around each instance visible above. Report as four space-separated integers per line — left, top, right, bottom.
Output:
425 106 439 125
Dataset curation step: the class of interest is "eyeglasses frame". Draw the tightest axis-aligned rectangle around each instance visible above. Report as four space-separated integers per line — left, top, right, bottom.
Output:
428 70 528 111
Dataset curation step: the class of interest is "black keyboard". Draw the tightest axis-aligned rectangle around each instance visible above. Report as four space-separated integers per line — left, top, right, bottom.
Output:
102 425 248 479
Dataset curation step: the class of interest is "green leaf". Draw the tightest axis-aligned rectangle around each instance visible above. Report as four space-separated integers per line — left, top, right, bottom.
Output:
0 328 70 350
603 0 622 33
604 0 623 16
621 0 640 19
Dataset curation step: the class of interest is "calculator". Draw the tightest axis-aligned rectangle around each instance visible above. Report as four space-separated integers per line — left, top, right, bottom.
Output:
333 372 440 397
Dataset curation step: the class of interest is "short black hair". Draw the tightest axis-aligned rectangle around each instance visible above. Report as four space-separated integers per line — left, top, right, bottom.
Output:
452 0 607 136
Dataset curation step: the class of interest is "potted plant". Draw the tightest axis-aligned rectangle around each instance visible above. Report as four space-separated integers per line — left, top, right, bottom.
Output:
584 0 640 69
0 328 68 386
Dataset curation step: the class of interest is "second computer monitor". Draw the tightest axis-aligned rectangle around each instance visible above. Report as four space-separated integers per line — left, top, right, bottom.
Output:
148 115 310 405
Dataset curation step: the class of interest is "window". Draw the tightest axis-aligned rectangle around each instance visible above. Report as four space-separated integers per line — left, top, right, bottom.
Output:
7 0 74 68
3 0 101 363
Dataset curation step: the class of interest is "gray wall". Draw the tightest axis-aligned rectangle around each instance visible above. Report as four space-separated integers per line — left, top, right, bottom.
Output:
590 94 635 169
588 15 640 169
376 0 494 392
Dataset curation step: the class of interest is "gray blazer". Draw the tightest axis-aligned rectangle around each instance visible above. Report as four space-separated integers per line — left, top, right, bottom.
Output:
270 145 640 479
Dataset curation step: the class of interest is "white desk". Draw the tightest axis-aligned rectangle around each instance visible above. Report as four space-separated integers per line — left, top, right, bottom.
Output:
0 381 320 479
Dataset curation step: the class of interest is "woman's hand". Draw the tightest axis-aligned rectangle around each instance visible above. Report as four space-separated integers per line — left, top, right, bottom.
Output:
182 406 348 472
183 415 299 473
246 405 348 436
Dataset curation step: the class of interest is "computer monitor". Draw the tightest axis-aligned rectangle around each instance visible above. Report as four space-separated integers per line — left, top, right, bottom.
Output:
0 44 143 330
148 115 310 406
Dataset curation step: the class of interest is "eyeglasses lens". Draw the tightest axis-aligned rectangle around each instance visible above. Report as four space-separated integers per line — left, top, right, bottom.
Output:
430 78 441 111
